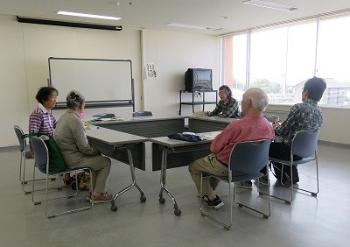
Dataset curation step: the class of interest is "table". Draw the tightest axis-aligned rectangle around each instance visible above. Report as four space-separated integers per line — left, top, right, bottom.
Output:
88 116 235 215
86 126 148 211
150 131 221 216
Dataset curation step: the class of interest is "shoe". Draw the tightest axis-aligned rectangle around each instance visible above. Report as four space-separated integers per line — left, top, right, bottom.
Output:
255 175 269 186
90 192 113 204
206 195 224 209
237 181 252 189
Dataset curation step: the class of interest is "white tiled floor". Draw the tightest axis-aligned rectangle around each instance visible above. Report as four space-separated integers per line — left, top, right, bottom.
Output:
0 142 349 247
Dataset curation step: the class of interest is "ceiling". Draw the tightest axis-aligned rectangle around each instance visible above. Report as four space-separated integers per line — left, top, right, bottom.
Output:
0 0 349 35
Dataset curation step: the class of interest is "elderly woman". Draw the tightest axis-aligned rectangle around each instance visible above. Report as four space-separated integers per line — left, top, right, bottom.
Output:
29 87 58 136
208 85 240 118
54 91 112 202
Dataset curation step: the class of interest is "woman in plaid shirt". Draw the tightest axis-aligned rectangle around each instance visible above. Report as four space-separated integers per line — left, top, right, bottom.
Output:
208 85 240 118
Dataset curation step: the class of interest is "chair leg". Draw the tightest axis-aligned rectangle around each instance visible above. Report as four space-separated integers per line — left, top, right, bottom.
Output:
46 169 94 219
19 151 23 182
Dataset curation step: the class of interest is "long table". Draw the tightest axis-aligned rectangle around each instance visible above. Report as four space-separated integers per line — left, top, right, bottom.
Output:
86 126 148 211
88 116 234 215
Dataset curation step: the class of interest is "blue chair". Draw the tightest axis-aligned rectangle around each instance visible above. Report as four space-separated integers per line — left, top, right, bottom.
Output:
30 136 94 218
269 129 320 204
200 139 271 229
132 111 152 117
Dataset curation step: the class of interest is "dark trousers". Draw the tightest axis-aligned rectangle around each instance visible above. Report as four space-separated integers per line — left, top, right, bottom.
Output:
262 142 300 182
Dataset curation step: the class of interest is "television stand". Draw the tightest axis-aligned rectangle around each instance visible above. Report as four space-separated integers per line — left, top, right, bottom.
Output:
178 90 218 115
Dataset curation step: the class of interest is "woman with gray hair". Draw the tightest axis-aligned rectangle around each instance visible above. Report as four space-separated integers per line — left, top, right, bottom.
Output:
54 91 112 202
208 85 240 118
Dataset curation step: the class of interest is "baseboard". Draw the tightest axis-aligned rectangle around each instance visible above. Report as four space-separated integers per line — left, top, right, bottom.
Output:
319 140 350 148
0 146 18 152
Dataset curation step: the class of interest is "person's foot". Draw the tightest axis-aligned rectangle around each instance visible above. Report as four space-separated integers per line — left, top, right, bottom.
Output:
237 181 252 189
255 175 269 186
206 195 224 209
90 192 113 203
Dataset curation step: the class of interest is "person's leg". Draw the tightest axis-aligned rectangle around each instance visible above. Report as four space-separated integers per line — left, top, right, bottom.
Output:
269 142 299 183
188 154 228 199
68 155 112 200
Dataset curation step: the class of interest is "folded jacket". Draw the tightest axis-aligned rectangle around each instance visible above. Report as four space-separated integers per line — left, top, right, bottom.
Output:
168 133 203 142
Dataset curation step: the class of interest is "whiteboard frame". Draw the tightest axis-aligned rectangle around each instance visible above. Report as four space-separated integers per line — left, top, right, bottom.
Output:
48 57 135 111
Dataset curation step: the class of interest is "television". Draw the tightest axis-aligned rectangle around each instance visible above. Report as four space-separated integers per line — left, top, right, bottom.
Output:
185 68 212 92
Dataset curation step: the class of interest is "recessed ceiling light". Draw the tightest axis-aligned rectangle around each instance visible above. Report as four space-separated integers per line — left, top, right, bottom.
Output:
57 11 122 20
168 23 206 30
242 0 297 12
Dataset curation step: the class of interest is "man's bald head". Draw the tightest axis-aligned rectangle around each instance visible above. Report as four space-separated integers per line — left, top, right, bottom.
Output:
242 88 269 115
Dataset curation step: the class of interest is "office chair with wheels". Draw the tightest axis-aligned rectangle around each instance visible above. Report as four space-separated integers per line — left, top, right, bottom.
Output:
200 139 271 229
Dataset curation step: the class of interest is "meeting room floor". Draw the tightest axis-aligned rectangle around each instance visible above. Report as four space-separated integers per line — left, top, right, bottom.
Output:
0 142 349 247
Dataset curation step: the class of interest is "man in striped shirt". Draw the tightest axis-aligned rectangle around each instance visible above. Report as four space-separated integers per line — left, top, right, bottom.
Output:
29 87 58 136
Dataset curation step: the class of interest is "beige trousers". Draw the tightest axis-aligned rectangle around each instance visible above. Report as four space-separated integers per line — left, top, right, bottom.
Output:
188 154 228 195
68 155 111 193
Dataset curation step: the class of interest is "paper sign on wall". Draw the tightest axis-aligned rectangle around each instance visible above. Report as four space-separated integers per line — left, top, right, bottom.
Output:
145 63 157 79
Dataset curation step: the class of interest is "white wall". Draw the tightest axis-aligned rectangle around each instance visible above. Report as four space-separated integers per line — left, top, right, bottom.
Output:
266 104 350 145
0 16 29 146
141 30 220 116
0 15 221 147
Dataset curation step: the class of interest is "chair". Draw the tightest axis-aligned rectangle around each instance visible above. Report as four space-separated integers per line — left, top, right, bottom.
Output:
269 129 320 204
132 111 152 117
14 125 57 194
30 136 94 218
200 139 271 229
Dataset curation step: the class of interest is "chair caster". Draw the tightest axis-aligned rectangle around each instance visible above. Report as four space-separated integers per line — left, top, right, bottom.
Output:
284 201 291 205
174 208 181 216
238 203 243 208
25 191 32 195
159 197 165 204
311 193 317 197
110 201 118 212
140 194 146 203
48 215 56 219
263 215 269 219
67 195 74 199
34 201 41 205
22 181 28 185
51 178 56 181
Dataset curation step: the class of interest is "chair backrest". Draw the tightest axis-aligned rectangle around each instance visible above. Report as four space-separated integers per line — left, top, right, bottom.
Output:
229 139 271 175
14 125 25 152
132 111 153 117
30 137 49 173
291 129 320 158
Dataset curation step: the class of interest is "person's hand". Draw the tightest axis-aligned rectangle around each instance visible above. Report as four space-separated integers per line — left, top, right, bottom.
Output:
272 121 281 130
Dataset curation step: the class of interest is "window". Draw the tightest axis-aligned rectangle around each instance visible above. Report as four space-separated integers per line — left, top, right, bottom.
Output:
317 15 350 107
221 13 350 108
222 33 247 100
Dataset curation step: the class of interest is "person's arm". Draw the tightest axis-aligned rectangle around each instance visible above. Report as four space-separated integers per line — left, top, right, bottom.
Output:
210 123 239 154
221 98 239 118
275 105 301 138
29 112 42 134
70 117 99 156
209 101 222 116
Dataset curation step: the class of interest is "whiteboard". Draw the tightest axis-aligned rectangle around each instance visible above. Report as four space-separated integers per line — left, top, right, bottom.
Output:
48 58 134 108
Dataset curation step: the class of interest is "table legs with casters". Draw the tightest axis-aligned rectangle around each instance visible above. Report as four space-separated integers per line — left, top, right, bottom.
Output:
158 148 182 216
110 148 146 212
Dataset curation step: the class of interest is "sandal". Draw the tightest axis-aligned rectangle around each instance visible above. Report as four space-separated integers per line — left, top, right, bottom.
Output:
90 192 113 203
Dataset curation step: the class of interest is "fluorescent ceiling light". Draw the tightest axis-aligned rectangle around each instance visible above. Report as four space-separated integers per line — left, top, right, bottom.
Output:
242 0 297 12
168 23 206 30
57 11 121 20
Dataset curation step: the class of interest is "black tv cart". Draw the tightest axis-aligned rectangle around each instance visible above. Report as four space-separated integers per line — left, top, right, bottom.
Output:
178 90 218 115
